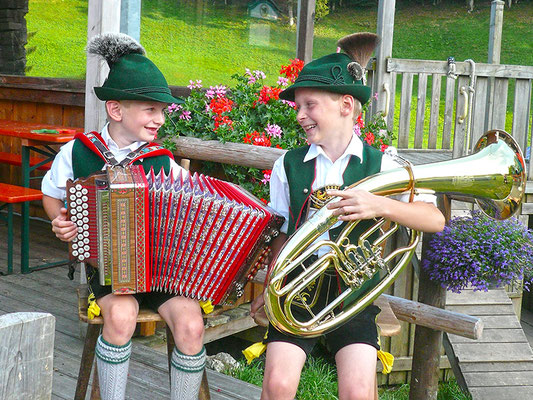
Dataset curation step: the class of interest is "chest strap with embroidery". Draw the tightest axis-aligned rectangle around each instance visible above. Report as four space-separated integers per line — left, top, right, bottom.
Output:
75 131 174 166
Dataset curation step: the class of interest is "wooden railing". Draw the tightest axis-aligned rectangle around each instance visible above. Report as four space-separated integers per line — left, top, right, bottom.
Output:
367 58 533 165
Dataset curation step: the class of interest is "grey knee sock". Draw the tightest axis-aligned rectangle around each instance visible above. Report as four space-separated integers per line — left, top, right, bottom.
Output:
170 346 206 400
95 335 132 400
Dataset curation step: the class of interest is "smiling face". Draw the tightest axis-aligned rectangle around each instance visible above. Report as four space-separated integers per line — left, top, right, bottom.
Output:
106 100 167 148
294 88 355 153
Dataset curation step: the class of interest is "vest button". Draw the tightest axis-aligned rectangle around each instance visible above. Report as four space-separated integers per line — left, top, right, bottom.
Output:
303 188 309 194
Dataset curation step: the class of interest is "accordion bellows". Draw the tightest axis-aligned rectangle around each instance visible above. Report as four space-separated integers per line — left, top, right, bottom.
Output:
67 165 283 305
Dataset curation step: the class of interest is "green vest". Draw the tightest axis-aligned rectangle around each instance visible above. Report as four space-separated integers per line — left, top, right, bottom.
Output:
72 138 171 179
283 144 383 303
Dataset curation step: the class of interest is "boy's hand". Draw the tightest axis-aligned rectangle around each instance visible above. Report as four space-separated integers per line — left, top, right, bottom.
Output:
51 207 77 242
250 292 269 327
326 188 383 221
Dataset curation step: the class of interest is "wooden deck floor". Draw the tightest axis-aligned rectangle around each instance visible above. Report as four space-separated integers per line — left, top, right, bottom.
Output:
0 214 262 399
445 288 533 399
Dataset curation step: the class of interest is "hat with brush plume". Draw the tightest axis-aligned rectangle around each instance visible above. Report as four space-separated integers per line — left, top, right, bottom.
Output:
87 33 181 104
279 32 379 105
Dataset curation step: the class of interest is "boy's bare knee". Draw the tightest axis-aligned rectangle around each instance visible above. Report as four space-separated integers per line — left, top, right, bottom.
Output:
173 316 204 354
102 302 138 342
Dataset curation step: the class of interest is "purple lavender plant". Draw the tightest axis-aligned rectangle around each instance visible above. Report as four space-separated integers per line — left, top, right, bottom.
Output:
422 210 533 293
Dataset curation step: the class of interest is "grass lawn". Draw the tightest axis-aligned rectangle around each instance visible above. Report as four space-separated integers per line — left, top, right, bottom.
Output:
229 355 472 399
26 0 533 86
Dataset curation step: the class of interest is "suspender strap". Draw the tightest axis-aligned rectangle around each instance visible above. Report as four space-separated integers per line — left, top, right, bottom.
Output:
75 132 173 167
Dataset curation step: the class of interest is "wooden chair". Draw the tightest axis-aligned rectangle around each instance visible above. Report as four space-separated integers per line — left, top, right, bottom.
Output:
75 284 211 400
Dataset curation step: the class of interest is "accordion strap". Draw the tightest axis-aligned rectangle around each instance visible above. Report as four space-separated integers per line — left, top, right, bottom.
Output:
76 132 170 167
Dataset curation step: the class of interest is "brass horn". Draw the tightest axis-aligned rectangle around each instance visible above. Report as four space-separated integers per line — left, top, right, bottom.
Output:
264 130 526 337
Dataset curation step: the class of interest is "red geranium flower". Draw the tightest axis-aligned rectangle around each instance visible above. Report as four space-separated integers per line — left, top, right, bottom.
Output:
280 59 304 82
244 131 271 147
258 86 283 105
364 131 375 145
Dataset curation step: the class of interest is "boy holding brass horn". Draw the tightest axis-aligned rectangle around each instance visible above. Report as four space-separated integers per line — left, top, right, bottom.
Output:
250 33 445 400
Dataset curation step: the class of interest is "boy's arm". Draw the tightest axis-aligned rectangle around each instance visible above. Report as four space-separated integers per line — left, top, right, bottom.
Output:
326 188 445 233
43 195 77 242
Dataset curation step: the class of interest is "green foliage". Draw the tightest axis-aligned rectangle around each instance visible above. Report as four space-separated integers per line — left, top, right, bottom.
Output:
159 61 395 201
315 0 330 21
159 60 307 201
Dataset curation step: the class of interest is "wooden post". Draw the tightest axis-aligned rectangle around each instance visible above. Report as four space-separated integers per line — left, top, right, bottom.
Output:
484 0 505 131
374 0 396 127
84 0 121 134
296 0 315 63
409 195 451 400
0 312 55 400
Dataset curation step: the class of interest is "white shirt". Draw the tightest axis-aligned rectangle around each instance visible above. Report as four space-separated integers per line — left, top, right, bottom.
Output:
269 134 435 235
41 124 186 201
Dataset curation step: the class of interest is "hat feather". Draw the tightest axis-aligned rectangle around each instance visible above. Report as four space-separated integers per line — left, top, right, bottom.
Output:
337 32 379 68
86 33 145 67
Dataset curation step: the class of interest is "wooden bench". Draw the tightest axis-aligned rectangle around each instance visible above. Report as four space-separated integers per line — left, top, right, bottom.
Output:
0 183 42 274
0 151 51 171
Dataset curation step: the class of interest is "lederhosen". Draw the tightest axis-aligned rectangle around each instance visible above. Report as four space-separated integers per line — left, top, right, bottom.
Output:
264 144 384 355
73 131 177 311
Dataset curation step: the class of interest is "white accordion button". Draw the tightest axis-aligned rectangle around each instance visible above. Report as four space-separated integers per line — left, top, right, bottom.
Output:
82 188 88 195
78 254 85 261
82 195 88 202
69 187 76 193
71 216 77 222
72 250 78 257
72 243 78 250
82 210 89 216
83 231 90 238
75 184 82 190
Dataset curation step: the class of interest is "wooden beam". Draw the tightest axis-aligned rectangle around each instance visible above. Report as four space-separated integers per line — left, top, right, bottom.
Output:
0 312 55 399
296 0 315 63
409 195 451 400
386 58 533 79
165 136 285 170
382 294 483 340
85 0 121 133
374 0 396 119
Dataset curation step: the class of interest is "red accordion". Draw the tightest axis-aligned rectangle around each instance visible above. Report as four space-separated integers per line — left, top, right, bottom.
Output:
66 165 283 305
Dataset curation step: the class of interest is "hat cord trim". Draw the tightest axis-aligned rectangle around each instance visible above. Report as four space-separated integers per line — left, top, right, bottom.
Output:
123 86 172 95
295 66 346 86
294 74 345 85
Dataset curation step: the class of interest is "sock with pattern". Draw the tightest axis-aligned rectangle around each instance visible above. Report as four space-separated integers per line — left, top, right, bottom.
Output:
170 346 206 400
95 335 132 400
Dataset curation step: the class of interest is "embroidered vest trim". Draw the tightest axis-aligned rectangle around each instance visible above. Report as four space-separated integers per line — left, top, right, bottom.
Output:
72 131 172 179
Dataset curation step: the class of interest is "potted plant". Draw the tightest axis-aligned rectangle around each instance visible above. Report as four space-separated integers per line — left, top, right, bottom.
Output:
422 210 533 293
159 59 394 202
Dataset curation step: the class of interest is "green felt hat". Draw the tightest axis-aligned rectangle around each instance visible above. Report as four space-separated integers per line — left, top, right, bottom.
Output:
280 32 379 105
88 33 181 104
